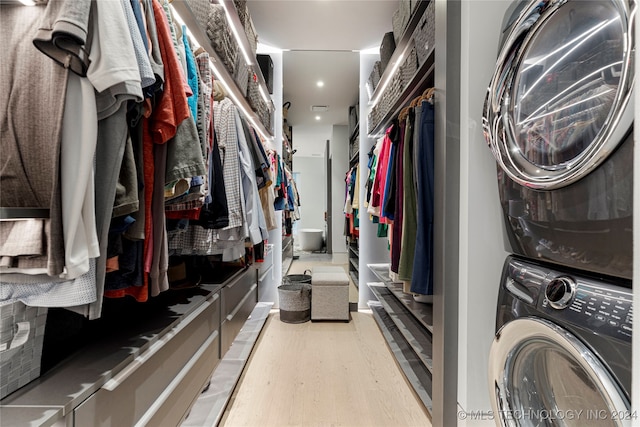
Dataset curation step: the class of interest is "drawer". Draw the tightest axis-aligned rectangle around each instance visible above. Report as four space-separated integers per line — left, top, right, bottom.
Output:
222 268 256 317
73 294 220 427
256 244 273 278
257 264 273 302
221 284 257 356
136 331 219 427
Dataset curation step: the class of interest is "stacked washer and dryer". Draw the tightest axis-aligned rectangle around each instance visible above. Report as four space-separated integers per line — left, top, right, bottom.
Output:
483 0 634 426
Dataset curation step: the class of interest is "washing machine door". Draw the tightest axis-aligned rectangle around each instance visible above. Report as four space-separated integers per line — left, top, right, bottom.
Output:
489 317 631 427
482 0 635 190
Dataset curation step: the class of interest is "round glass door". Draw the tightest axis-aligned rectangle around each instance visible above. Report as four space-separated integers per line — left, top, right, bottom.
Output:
489 318 631 427
482 0 634 189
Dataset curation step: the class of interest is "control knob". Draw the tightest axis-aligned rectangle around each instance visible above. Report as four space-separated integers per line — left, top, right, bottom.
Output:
545 276 576 309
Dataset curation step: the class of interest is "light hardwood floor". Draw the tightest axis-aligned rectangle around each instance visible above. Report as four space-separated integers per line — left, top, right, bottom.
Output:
219 253 432 427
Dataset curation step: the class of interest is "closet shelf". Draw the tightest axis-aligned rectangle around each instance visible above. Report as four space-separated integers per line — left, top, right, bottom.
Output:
368 263 433 332
349 150 360 166
172 0 274 139
349 271 359 289
367 51 435 137
368 0 430 105
349 257 359 272
349 122 359 142
368 283 433 372
348 244 359 258
368 301 433 415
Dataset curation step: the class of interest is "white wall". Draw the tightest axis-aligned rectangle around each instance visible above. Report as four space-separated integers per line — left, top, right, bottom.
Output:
291 125 332 152
457 1 510 424
293 156 326 236
330 125 349 253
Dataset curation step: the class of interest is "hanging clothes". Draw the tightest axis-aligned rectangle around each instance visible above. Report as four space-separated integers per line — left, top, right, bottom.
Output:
0 0 148 320
390 118 406 275
367 127 393 219
398 108 417 283
410 100 435 296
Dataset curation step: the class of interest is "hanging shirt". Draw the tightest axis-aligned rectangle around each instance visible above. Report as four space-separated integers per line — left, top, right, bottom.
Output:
214 98 243 228
368 125 393 220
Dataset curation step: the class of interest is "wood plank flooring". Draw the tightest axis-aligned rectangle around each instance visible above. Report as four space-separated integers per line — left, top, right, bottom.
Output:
219 310 432 427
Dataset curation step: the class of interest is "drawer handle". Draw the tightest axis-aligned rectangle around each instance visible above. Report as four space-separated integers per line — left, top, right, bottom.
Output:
101 296 216 391
226 284 257 321
258 265 273 283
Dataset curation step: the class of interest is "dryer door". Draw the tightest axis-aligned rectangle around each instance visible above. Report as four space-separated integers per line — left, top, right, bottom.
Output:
482 0 634 190
488 317 631 427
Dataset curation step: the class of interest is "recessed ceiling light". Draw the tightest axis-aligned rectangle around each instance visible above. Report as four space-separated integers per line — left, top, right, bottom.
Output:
316 81 324 88
315 116 321 121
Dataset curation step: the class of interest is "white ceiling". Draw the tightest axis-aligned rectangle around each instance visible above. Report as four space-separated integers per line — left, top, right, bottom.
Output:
248 0 398 156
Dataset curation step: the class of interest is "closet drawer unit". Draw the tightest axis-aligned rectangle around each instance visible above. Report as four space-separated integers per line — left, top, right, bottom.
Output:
257 265 273 302
221 268 256 317
72 294 221 427
221 284 258 355
75 331 220 427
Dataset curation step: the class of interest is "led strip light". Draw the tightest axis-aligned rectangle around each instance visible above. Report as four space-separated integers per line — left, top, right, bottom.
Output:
170 2 273 142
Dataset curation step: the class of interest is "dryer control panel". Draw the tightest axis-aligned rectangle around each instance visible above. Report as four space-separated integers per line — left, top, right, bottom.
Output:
540 274 632 341
503 256 633 342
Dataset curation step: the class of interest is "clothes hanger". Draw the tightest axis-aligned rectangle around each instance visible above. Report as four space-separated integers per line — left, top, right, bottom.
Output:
419 87 435 104
398 106 410 122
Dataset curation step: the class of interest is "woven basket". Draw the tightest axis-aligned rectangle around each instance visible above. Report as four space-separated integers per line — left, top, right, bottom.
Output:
247 72 260 110
234 54 250 97
234 0 248 25
244 12 258 56
186 0 210 30
400 43 418 88
379 32 396 73
367 60 383 94
367 106 378 135
0 302 48 399
392 0 411 44
414 0 435 67
206 4 238 76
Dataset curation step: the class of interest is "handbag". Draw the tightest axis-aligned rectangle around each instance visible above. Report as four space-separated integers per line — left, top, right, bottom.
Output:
283 101 291 121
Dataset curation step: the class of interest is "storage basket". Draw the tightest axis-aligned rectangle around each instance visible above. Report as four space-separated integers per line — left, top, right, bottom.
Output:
247 72 260 110
414 0 435 67
400 43 418 88
257 101 273 133
206 4 238 76
244 12 258 56
278 281 311 323
234 0 248 25
233 54 250 97
348 105 359 136
186 0 210 30
379 31 396 73
0 302 48 399
392 0 411 44
285 270 312 284
367 60 383 95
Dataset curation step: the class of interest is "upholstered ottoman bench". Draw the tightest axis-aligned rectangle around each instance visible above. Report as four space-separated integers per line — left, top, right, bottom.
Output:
310 267 350 321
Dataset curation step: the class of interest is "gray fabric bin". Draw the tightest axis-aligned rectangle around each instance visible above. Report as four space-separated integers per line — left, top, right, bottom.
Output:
278 283 311 323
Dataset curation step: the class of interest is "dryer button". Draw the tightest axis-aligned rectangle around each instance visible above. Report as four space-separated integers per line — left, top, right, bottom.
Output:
545 277 576 309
